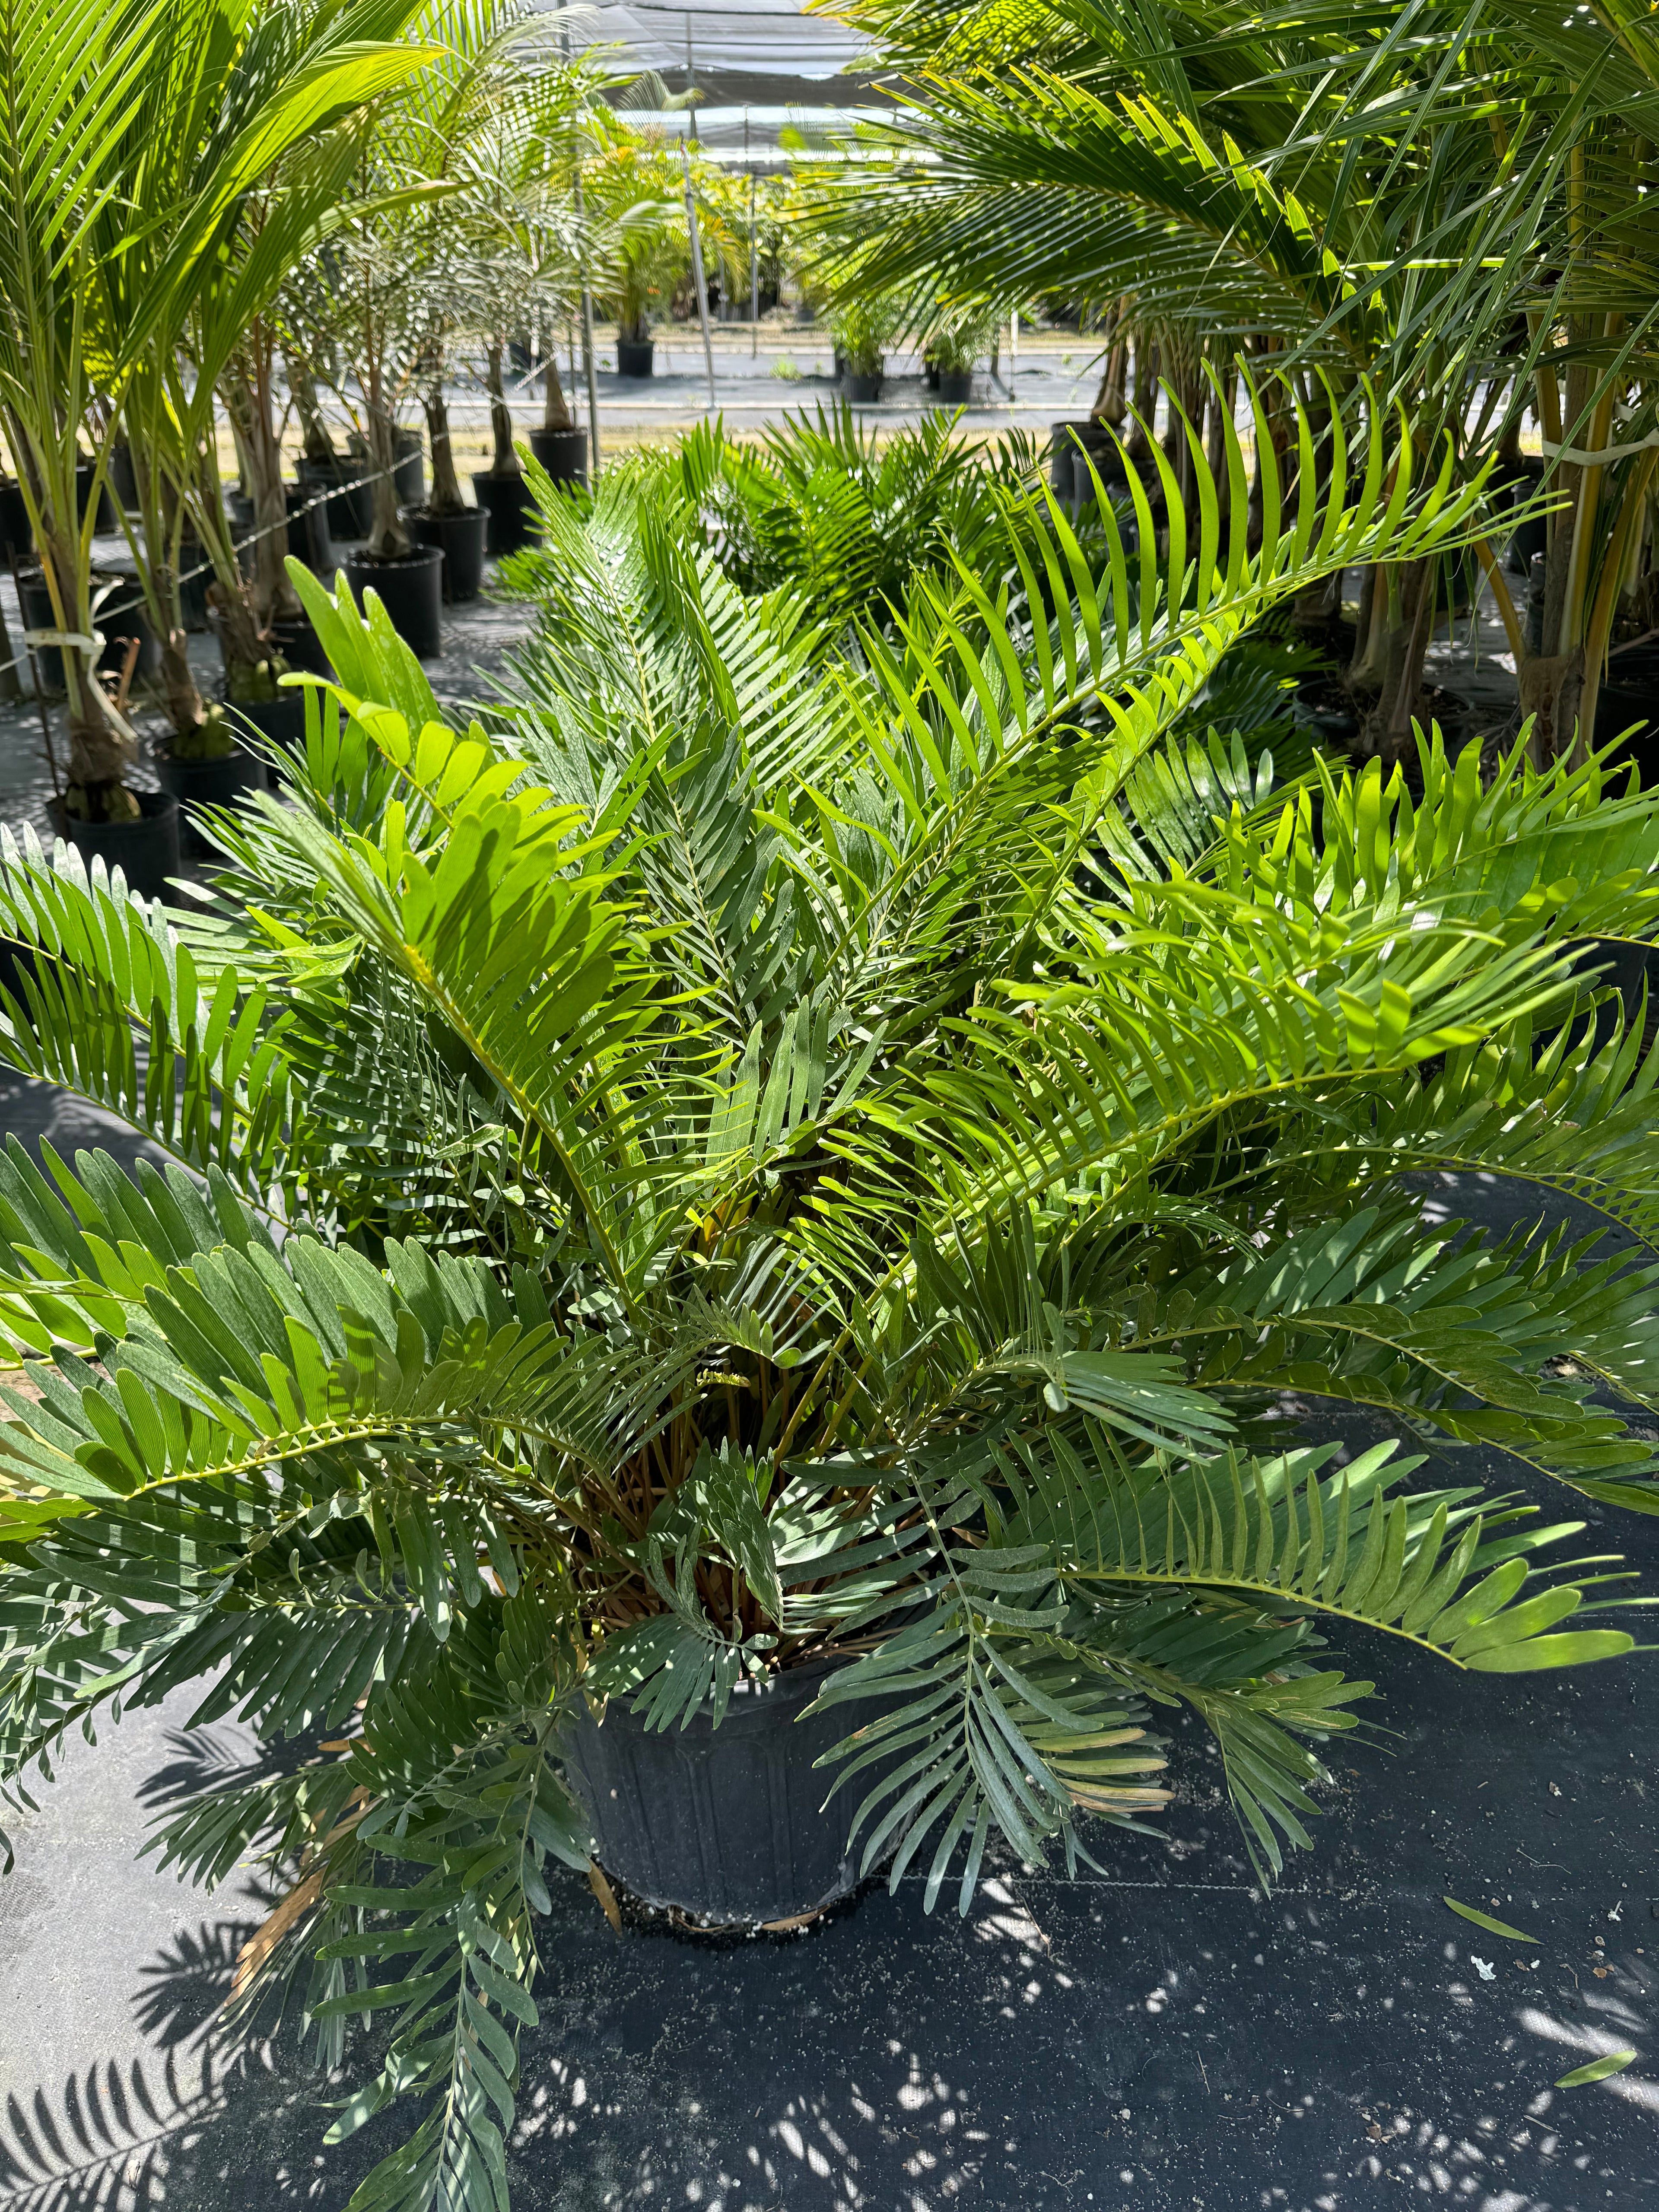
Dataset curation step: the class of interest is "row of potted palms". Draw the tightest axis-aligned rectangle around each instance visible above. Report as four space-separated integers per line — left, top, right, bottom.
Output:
812 0 1659 767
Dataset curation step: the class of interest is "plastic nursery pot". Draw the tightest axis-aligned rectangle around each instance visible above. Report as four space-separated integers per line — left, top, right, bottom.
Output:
1597 646 1659 772
470 471 538 557
936 369 975 406
338 544 444 660
923 358 941 391
845 371 883 405
285 485 334 573
0 476 32 561
560 1656 899 1926
410 507 489 603
75 460 118 536
49 790 180 904
297 456 371 541
393 428 425 509
267 610 334 681
178 538 211 632
616 336 655 378
17 569 158 695
153 744 268 855
528 426 589 488
1292 674 1363 750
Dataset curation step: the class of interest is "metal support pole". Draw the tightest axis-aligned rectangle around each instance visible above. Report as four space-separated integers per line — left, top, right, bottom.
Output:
574 173 601 477
749 168 759 358
682 142 718 415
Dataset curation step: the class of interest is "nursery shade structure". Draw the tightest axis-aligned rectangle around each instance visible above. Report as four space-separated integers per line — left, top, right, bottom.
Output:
580 0 873 96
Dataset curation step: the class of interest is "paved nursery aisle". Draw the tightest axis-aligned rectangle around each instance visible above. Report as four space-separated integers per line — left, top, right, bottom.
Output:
0 1103 1653 2209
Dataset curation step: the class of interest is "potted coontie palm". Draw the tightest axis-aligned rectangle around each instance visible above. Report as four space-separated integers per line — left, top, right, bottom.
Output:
1 383 1656 2209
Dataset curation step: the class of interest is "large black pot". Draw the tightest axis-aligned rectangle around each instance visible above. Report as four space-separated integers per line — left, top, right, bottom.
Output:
845 371 883 405
410 507 489 602
617 336 655 378
178 538 211 632
108 442 140 515
298 455 371 541
561 1656 896 1925
0 477 32 560
339 544 444 659
528 426 588 488
937 369 975 406
470 471 538 556
153 745 267 853
51 790 180 903
1292 674 1362 750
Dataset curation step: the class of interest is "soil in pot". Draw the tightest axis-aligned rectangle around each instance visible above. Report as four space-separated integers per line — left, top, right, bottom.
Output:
936 369 975 406
153 742 268 854
617 337 655 378
845 372 883 405
528 426 588 487
49 789 180 903
339 544 444 659
470 471 538 556
285 485 334 572
410 507 489 602
560 1655 901 1926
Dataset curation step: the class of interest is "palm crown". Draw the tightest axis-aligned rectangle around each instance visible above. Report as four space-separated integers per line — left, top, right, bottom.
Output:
1 387 1658 2208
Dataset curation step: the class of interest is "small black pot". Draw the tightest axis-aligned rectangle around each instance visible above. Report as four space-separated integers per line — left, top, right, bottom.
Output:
225 486 256 534
178 538 211 632
394 428 425 509
285 484 334 572
936 369 975 406
268 611 333 681
18 569 159 695
411 507 489 602
228 692 310 772
1292 674 1362 748
76 460 118 536
1597 647 1659 769
0 476 32 560
153 745 267 852
109 442 140 515
528 426 589 487
298 456 371 541
845 371 882 405
561 1656 898 1925
51 790 180 903
617 337 655 378
339 545 444 659
923 359 941 391
470 471 538 556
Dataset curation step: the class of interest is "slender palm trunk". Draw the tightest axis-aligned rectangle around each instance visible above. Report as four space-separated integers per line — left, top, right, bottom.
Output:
486 343 520 477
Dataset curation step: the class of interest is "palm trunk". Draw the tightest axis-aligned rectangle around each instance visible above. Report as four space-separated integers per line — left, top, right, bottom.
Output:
224 330 302 621
425 385 468 515
363 353 412 560
486 344 520 477
541 353 574 432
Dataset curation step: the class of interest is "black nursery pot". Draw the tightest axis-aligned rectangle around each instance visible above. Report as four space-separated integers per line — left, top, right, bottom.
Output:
339 544 444 659
75 460 117 535
393 428 425 509
616 336 655 378
153 746 267 853
470 470 538 556
560 1656 896 1926
936 369 975 406
285 484 334 572
410 507 489 602
298 456 371 541
0 476 32 560
1597 647 1659 772
50 790 180 904
845 371 883 405
17 569 158 695
528 426 589 488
